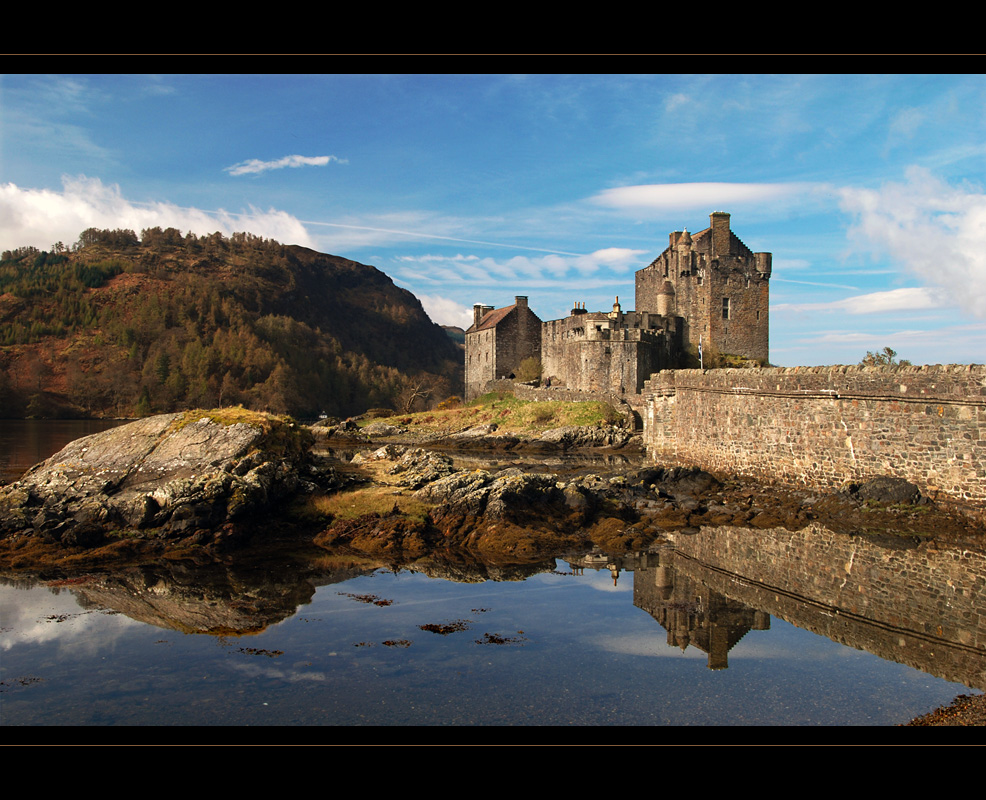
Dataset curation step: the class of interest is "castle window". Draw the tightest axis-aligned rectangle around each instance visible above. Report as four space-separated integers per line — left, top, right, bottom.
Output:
722 297 730 320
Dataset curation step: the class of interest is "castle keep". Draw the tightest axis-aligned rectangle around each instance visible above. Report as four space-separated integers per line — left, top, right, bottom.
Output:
636 210 771 364
465 212 770 400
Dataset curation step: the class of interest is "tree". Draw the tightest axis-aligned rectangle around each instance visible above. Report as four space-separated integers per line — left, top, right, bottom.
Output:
860 347 911 367
395 372 438 413
514 356 542 383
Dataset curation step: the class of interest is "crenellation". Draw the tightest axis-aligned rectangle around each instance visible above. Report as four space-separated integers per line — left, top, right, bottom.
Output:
465 212 768 400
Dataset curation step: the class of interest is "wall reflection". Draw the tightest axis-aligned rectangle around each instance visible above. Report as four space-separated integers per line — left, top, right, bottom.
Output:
593 524 986 690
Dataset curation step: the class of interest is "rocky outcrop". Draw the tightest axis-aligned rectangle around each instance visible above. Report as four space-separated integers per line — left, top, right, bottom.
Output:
312 444 984 563
535 425 636 449
0 410 333 545
417 423 640 453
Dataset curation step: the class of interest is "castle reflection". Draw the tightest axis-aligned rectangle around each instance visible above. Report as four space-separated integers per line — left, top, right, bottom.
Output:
567 524 986 690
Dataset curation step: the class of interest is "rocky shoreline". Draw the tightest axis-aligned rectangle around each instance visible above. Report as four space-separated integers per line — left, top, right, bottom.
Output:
3 409 984 568
2 410 984 726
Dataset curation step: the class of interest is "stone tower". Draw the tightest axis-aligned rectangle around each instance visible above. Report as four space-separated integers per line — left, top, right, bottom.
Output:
634 211 770 364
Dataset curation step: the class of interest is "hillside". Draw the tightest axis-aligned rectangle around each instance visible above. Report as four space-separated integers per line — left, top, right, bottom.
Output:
0 227 462 419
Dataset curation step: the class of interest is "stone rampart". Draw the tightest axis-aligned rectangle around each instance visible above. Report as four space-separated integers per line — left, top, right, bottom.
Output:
642 364 986 513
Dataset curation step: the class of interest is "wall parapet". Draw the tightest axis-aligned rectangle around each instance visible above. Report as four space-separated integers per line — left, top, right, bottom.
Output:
642 364 986 514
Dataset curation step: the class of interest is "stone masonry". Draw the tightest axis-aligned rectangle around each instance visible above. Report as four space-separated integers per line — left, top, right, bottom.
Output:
636 211 771 364
642 364 986 513
465 211 769 400
464 296 542 400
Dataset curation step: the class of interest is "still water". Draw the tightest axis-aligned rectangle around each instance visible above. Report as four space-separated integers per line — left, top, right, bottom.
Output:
1 421 983 727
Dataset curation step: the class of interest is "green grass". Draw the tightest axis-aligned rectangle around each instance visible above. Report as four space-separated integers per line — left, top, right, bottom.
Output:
369 392 622 435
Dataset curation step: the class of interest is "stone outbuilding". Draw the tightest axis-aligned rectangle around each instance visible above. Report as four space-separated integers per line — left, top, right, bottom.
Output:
464 296 542 400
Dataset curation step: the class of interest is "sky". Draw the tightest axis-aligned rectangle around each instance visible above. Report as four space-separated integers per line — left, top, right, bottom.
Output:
2 72 985 368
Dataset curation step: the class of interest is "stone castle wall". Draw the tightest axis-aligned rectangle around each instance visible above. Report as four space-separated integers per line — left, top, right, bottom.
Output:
642 364 986 512
540 310 682 395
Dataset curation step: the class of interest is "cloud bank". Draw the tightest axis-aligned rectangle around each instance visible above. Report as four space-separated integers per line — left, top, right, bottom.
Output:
0 176 316 251
224 154 347 176
840 167 986 319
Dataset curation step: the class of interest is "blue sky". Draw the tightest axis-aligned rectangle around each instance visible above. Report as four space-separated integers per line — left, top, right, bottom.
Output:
2 72 985 367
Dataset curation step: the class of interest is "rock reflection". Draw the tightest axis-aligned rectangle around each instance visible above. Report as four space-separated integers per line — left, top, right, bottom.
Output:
18 545 560 636
63 553 365 635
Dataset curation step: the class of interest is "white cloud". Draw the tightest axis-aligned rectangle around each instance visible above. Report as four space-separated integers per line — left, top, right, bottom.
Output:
224 154 346 176
839 167 986 319
589 182 810 213
775 286 950 315
576 247 647 273
415 294 474 328
0 176 316 251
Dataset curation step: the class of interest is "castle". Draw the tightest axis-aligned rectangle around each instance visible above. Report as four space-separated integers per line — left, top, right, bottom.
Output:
464 211 772 400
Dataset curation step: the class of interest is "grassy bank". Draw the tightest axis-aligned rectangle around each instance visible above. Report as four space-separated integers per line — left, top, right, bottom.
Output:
370 391 622 437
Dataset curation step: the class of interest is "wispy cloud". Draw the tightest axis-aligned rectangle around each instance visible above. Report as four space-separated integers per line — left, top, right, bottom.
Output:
224 154 347 176
392 248 648 289
775 286 950 315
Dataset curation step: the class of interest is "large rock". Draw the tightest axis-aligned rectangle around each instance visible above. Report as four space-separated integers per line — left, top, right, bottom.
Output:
0 410 318 544
413 468 565 523
537 425 636 449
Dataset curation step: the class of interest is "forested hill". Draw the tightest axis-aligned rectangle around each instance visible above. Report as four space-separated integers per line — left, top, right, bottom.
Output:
0 227 463 419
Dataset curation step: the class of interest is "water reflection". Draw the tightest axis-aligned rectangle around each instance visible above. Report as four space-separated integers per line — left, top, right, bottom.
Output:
648 524 986 691
6 523 983 694
0 419 125 484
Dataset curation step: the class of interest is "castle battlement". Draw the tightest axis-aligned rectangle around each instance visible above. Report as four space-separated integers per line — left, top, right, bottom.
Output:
465 212 769 399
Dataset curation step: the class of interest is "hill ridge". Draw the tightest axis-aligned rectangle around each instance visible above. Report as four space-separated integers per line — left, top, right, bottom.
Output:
0 227 462 419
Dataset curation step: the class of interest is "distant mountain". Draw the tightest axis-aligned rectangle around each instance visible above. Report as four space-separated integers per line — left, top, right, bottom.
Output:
0 227 463 419
442 325 466 346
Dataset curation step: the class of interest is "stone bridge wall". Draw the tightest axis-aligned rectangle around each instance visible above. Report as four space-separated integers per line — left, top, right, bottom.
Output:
641 364 986 513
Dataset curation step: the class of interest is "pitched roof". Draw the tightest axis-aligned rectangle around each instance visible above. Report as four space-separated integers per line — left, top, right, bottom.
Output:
467 303 516 333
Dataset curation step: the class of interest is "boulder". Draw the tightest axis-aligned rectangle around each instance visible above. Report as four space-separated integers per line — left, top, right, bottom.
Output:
0 410 319 542
848 476 927 506
387 448 455 489
537 425 636 449
413 468 565 524
361 422 407 437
